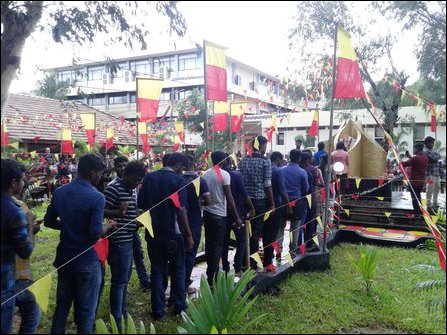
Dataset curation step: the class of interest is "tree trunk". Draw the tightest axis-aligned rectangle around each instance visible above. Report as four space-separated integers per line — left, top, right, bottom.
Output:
1 1 44 112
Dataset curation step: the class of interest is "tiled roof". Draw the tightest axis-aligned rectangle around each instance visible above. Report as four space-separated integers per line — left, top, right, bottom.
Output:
3 94 139 145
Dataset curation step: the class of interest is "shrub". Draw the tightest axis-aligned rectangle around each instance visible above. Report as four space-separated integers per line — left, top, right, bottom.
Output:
349 245 379 294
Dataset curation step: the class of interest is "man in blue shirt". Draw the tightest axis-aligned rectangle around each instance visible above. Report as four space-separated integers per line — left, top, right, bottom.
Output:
313 142 327 166
1 159 34 334
282 150 309 256
183 155 211 293
138 153 194 320
44 154 111 334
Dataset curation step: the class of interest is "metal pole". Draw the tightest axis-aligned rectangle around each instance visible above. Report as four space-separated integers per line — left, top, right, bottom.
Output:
136 79 139 160
203 40 209 152
323 24 338 252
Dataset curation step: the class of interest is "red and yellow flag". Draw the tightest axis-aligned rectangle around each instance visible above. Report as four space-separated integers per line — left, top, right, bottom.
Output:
106 128 114 150
137 78 164 123
205 42 227 102
230 102 246 133
80 113 95 148
61 128 73 154
138 122 151 154
429 100 437 132
308 109 319 136
174 121 185 142
334 28 366 99
1 119 9 147
213 101 228 131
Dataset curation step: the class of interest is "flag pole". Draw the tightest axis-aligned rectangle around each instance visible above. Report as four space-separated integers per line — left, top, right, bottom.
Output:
203 40 209 152
323 24 338 253
136 78 139 160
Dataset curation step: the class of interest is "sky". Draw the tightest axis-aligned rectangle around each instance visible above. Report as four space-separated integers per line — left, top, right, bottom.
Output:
9 1 420 94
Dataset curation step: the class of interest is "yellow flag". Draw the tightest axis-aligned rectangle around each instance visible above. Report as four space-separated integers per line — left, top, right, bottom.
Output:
30 151 37 158
286 113 291 125
250 252 263 269
344 209 350 217
193 177 200 197
210 326 218 334
247 220 252 237
136 211 154 238
29 273 52 313
312 236 320 246
431 215 438 224
290 229 293 243
421 198 427 208
403 179 409 185
355 178 361 189
200 122 205 129
54 154 59 161
385 212 391 218
306 194 312 208
376 196 384 201
285 252 294 266
316 216 323 228
253 137 260 150
229 153 238 168
263 210 272 222
9 141 19 150
138 122 147 135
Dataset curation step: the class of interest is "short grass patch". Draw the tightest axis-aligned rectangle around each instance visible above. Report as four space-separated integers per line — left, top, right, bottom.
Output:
23 206 446 334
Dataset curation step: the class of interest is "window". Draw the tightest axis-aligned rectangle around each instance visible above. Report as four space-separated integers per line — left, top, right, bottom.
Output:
233 75 241 85
277 132 284 145
108 93 127 105
130 93 137 103
88 95 105 106
154 57 176 76
88 66 104 81
179 56 197 70
415 124 425 139
178 90 192 100
57 70 76 83
160 92 171 101
374 126 384 138
130 59 150 76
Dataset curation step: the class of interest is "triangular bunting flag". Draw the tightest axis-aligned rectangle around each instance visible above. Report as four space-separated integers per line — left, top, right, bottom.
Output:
250 252 264 269
376 196 384 201
289 200 296 207
30 151 37 158
169 192 181 209
431 215 438 224
29 273 52 313
213 165 223 183
136 210 154 238
316 216 323 228
306 194 312 208
263 210 273 222
253 137 260 150
192 177 200 197
229 153 238 168
355 178 361 189
385 212 391 219
285 252 294 266
312 236 320 246
93 237 109 268
9 141 19 150
344 209 350 217
299 244 306 255
320 188 326 201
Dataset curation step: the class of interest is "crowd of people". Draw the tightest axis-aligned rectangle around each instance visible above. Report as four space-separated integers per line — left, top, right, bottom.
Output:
1 134 445 334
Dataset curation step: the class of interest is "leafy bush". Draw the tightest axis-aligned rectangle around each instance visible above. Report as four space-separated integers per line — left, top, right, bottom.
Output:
349 245 379 294
95 314 155 334
178 270 263 334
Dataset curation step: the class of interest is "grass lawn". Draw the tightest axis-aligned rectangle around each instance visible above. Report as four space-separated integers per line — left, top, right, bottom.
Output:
26 206 446 334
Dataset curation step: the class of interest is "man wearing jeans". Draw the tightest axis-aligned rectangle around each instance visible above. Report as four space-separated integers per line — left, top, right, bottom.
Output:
202 151 242 285
240 136 275 270
104 161 146 331
138 153 194 320
1 159 33 334
424 136 441 213
44 154 111 334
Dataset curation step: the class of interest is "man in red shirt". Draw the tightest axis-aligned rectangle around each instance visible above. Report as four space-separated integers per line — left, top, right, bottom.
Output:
401 143 428 214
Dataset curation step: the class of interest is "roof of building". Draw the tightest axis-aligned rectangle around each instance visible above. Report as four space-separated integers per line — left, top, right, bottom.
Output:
2 93 138 145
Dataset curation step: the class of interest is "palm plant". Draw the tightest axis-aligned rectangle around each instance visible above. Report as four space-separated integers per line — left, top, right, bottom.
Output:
178 270 263 334
349 245 379 294
413 264 446 314
95 314 155 334
116 145 136 158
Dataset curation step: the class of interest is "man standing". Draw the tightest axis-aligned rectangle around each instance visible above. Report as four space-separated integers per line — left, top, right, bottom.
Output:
313 142 327 166
202 151 242 285
1 159 34 334
265 152 290 272
45 154 112 334
183 155 211 293
301 151 319 250
109 156 151 291
104 161 146 331
138 153 194 320
240 136 275 270
221 155 255 277
281 150 309 256
402 143 429 215
424 136 441 212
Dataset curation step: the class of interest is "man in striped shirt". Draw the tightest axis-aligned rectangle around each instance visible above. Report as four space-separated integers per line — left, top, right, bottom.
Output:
103 160 146 332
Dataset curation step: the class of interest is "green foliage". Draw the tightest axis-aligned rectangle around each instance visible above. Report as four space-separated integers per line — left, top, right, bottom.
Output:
413 264 446 315
116 145 136 158
349 245 379 294
95 314 154 334
178 269 263 334
35 73 72 100
73 139 101 157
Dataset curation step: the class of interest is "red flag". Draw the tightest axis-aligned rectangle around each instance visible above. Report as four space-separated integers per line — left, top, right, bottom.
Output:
202 150 210 161
429 100 437 132
119 116 125 125
272 241 281 254
299 244 306 255
320 188 326 201
289 200 296 207
213 165 223 183
266 127 274 142
106 128 114 150
351 194 360 201
205 42 227 101
173 143 180 152
169 192 181 209
93 237 109 268
308 109 319 136
1 121 9 147
435 239 446 272
378 179 384 187
244 143 252 157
